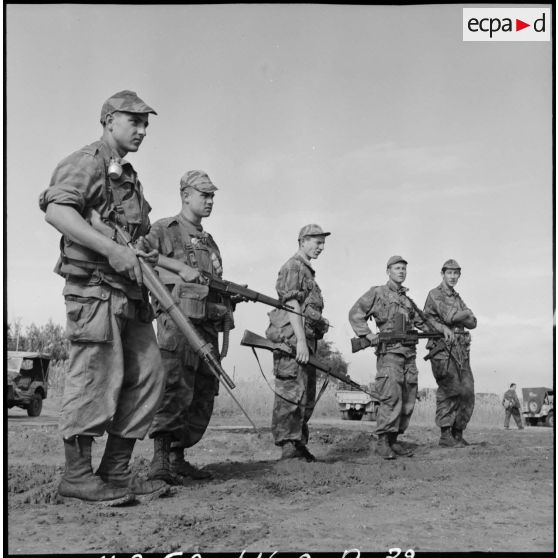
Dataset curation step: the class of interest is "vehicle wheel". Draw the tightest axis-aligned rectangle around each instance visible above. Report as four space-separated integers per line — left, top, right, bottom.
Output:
340 411 349 420
27 394 42 417
528 400 539 413
544 411 554 428
527 417 538 426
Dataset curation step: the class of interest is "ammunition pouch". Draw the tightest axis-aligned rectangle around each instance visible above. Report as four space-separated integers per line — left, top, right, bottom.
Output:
174 283 209 321
266 309 293 344
303 305 329 340
172 282 233 331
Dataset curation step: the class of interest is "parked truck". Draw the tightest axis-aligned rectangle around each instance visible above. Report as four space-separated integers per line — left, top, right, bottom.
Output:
522 387 554 427
336 383 380 421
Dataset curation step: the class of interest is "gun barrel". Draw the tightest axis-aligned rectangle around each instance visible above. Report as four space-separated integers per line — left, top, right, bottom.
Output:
208 276 306 317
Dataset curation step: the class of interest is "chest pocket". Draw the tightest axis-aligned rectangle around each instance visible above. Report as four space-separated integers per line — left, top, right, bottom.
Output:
373 298 392 325
108 175 151 239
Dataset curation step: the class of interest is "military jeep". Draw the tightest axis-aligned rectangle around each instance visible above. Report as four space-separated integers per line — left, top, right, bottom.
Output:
7 351 51 417
522 387 554 427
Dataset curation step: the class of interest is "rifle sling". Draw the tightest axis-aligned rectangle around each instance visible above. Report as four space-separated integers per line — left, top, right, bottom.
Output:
249 347 326 410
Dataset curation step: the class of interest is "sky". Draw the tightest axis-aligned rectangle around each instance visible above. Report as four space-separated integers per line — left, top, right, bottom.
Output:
4 3 554 395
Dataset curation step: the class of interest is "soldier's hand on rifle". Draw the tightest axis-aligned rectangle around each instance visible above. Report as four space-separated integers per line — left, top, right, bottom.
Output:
230 284 250 304
134 236 159 265
177 263 201 283
107 244 144 285
295 338 310 364
366 333 379 347
442 325 455 343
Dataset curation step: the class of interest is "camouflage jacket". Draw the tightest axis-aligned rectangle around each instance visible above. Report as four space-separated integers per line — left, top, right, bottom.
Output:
348 280 426 357
39 139 151 300
423 282 476 356
266 253 325 346
145 214 228 348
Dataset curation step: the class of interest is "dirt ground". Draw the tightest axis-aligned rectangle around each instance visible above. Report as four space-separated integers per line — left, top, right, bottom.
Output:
7 397 554 555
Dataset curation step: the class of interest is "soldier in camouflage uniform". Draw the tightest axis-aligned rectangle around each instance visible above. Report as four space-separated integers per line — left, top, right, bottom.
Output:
349 256 452 460
146 170 233 483
39 90 169 505
265 224 331 462
423 259 477 447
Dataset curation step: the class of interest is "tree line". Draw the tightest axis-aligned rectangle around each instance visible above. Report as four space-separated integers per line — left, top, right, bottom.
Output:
6 319 69 361
6 320 350 381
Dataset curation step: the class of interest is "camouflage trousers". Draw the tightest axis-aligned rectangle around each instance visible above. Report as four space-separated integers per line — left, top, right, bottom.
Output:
374 352 418 436
148 331 219 449
60 284 164 439
430 355 475 430
504 407 523 429
271 353 317 446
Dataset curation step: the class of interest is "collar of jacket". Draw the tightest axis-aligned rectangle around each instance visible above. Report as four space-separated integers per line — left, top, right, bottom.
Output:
294 253 315 275
386 279 408 295
439 281 458 297
97 139 132 169
165 213 205 234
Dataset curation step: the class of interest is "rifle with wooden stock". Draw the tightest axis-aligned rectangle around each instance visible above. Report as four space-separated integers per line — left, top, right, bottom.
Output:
88 209 259 433
240 329 374 397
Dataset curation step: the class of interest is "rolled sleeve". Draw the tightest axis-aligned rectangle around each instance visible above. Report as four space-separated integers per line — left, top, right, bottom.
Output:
39 151 104 215
276 260 305 304
144 221 165 254
348 287 377 337
462 303 477 328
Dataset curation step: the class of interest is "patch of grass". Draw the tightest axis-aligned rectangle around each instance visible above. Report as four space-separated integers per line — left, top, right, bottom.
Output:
213 377 340 420
411 392 505 428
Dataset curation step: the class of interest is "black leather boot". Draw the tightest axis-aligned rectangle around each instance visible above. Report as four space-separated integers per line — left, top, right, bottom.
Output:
148 434 182 485
388 433 414 457
97 434 171 501
170 447 212 480
451 427 469 447
439 427 457 447
375 433 396 460
58 436 134 506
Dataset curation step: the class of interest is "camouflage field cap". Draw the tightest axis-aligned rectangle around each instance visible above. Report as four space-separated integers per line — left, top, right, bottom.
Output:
442 259 461 272
100 90 157 123
298 224 331 240
180 170 218 193
386 255 408 268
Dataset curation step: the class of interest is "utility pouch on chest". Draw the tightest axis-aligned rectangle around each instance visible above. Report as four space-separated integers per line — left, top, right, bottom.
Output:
175 283 209 321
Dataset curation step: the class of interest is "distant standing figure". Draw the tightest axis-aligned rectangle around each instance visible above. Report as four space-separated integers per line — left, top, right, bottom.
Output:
503 383 524 430
423 259 477 448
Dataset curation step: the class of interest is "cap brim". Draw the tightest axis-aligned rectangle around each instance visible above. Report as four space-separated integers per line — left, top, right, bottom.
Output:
120 108 158 116
300 232 331 239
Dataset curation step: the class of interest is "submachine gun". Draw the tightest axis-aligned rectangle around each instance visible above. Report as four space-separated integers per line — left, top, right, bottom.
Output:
240 330 375 398
199 274 306 318
88 210 259 433
350 313 464 357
